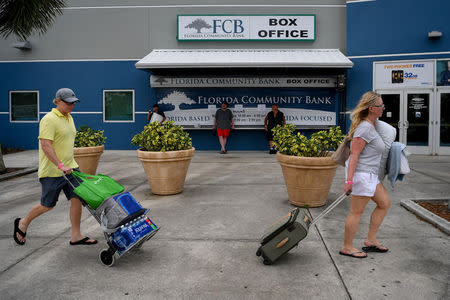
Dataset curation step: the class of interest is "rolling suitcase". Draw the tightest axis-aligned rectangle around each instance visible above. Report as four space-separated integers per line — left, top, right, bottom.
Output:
256 208 312 265
256 193 349 265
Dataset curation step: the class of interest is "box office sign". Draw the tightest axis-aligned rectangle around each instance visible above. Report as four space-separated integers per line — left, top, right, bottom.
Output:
178 15 315 41
154 88 336 126
150 76 336 88
374 60 434 89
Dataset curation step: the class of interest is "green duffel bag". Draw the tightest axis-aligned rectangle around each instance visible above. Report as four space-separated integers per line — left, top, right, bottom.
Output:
71 171 124 209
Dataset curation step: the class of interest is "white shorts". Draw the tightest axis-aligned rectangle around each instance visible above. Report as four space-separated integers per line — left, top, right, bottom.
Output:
349 172 380 197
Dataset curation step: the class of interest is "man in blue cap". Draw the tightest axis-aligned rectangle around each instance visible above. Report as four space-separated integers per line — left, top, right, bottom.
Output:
13 88 97 246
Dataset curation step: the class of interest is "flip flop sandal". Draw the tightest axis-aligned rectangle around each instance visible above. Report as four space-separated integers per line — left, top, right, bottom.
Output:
13 218 26 245
339 250 367 258
69 237 98 246
362 245 389 253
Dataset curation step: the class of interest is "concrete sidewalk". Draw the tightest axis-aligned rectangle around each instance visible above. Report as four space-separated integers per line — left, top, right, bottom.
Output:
0 150 449 299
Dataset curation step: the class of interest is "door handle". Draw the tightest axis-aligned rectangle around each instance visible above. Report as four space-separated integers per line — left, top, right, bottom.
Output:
398 121 403 128
404 121 409 128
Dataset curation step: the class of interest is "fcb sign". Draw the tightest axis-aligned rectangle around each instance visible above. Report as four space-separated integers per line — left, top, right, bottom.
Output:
178 15 315 41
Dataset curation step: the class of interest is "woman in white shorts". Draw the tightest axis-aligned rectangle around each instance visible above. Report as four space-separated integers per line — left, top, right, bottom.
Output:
340 91 391 258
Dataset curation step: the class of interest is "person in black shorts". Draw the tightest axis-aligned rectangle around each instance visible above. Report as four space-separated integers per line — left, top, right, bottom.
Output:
264 104 286 154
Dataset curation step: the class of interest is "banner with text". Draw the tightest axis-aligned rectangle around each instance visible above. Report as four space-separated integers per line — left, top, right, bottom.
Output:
154 88 337 127
150 76 336 88
374 60 434 89
178 15 315 41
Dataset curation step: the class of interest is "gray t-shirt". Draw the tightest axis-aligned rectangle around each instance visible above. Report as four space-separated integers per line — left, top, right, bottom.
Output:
215 108 233 129
346 121 385 175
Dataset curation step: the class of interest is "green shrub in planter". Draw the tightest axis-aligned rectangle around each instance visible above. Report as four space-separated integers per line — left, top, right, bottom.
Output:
272 124 344 157
74 125 107 147
131 121 192 152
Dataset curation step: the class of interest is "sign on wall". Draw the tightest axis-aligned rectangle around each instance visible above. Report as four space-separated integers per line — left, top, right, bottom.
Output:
154 88 336 127
150 76 336 88
374 60 434 89
177 15 315 41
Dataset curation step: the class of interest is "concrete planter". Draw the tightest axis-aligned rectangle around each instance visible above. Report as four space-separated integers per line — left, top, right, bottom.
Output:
73 145 104 175
276 152 338 207
137 148 195 195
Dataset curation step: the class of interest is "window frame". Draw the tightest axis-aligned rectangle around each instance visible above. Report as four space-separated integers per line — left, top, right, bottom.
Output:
103 89 135 123
9 90 40 123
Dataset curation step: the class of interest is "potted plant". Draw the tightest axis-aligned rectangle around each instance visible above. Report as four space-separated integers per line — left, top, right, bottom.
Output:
73 125 107 175
272 124 344 207
131 121 195 195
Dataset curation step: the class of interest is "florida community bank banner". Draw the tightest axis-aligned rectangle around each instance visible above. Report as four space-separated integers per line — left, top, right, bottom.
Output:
154 88 337 127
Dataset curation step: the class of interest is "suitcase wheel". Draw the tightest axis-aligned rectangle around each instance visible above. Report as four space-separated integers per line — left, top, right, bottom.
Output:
256 247 262 257
263 259 272 265
99 248 115 267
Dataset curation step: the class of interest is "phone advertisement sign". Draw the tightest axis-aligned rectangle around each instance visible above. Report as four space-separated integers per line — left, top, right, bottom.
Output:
374 60 434 89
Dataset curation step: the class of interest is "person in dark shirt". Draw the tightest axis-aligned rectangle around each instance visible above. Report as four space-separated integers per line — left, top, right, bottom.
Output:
264 104 286 154
147 104 166 125
213 101 234 154
439 61 450 86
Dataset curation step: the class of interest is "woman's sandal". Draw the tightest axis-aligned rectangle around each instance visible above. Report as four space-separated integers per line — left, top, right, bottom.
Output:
362 240 389 253
339 250 367 258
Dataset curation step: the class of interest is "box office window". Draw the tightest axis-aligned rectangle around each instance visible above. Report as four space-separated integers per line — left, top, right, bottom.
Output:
103 90 134 122
10 91 39 122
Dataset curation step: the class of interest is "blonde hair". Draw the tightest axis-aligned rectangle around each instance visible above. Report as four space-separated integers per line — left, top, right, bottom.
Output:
348 91 381 138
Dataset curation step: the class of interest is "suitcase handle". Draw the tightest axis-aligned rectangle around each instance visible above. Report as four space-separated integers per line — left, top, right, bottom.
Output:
310 192 350 226
290 208 299 223
276 237 289 248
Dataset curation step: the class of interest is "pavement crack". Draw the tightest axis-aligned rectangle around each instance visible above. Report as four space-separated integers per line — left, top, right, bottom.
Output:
1 229 69 276
154 237 260 243
411 168 450 184
314 224 352 300
1 215 92 276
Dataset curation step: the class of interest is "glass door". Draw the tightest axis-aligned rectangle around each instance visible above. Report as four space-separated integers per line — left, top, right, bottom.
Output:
378 92 401 142
377 90 433 154
436 91 450 155
403 91 432 154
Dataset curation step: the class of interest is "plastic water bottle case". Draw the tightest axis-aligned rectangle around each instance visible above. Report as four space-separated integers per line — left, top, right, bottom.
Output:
113 226 128 252
131 217 152 239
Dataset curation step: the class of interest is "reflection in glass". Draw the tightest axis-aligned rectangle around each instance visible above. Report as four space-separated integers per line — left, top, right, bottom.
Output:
407 94 429 146
11 92 38 121
105 91 133 121
441 93 450 146
379 94 400 141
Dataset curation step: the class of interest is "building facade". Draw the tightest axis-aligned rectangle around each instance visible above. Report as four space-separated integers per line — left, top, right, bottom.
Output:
1 0 448 154
346 0 450 155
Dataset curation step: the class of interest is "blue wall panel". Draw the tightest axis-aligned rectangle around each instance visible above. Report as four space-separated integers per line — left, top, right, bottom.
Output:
0 60 152 149
1 60 344 150
346 0 450 132
347 0 450 56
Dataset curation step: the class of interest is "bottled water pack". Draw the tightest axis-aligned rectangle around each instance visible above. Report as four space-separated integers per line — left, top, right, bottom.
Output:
112 215 158 252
